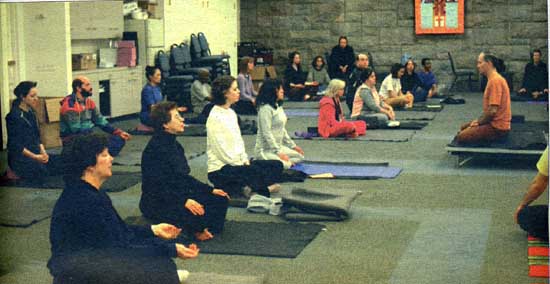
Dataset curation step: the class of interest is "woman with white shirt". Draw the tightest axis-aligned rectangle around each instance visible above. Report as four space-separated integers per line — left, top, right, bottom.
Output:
379 63 414 108
254 79 304 169
206 75 283 198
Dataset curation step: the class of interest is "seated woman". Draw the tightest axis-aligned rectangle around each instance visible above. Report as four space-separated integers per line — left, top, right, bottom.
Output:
140 101 229 241
5 81 61 183
234 56 258 115
401 59 424 101
139 66 164 132
328 36 355 80
318 79 366 138
206 75 283 198
254 79 305 169
284 51 311 101
307 56 331 92
49 133 199 284
379 63 414 108
350 68 396 128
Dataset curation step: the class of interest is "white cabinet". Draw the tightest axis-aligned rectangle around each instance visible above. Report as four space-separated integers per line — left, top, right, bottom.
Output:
70 1 123 40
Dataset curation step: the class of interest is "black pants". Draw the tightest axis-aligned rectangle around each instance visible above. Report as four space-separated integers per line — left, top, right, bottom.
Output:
9 153 63 181
146 194 228 234
518 205 548 241
287 88 307 101
208 160 283 197
233 100 257 115
50 248 179 284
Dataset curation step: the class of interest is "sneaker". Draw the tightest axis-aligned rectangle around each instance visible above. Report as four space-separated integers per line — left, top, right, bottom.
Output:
177 270 189 283
387 121 400 128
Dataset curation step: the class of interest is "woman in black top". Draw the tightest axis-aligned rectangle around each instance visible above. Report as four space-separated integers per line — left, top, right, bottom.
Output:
6 81 61 182
140 101 229 241
284 51 311 101
329 36 355 81
49 133 199 284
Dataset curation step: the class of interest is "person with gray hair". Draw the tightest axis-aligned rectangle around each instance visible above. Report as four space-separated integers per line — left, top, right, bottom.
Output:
345 53 370 111
318 79 366 138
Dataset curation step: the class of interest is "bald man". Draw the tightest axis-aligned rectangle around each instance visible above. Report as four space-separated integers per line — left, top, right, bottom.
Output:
60 76 131 156
346 53 369 111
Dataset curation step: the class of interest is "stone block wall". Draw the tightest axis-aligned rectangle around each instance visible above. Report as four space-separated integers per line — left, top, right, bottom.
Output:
240 0 548 91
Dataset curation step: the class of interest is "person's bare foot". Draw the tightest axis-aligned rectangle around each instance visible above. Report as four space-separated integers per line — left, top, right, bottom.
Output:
304 94 311 101
195 229 214 241
268 183 281 193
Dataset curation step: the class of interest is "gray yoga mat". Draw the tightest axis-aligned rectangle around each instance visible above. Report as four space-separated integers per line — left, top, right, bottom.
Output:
187 272 265 284
397 111 437 121
0 188 61 227
281 188 361 222
181 220 325 258
2 172 141 192
292 130 416 142
282 101 319 109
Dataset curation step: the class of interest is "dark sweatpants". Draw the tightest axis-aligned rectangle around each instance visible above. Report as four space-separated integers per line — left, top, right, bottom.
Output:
208 160 283 197
233 100 257 115
518 205 549 241
145 194 229 234
50 248 179 284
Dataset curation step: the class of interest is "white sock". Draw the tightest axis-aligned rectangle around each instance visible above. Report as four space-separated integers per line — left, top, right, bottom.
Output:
177 270 189 283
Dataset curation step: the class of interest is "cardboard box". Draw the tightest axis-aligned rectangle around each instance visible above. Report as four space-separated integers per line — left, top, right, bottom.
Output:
72 53 97 71
36 97 63 148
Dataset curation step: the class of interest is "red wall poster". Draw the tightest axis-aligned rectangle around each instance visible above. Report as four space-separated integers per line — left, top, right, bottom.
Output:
415 0 465 35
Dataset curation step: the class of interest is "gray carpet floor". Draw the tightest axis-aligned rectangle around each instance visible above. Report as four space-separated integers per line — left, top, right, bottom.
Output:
0 91 548 284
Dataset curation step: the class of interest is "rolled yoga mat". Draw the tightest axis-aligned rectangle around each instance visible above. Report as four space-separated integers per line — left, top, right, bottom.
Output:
291 162 402 179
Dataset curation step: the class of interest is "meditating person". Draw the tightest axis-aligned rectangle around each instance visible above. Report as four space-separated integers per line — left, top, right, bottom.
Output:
518 49 548 100
190 68 211 115
379 63 414 108
139 66 163 132
284 51 311 101
417 58 439 101
140 101 229 242
514 146 548 241
346 53 370 111
60 76 131 157
306 55 331 92
5 81 62 182
329 36 355 80
456 53 511 144
318 79 366 138
48 133 199 284
254 79 304 169
350 68 396 128
401 58 423 100
235 56 258 115
206 75 283 198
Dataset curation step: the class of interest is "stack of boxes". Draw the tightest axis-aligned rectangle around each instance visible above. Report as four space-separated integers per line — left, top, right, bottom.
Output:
116 40 136 67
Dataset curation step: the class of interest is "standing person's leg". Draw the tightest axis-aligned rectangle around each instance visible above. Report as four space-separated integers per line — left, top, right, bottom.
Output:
518 205 549 241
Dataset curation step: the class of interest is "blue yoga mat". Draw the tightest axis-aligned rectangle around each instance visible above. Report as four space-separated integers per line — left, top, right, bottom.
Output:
291 162 402 179
285 109 318 117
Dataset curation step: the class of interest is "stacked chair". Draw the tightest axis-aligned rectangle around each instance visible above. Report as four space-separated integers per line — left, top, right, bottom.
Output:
190 32 231 77
155 48 195 111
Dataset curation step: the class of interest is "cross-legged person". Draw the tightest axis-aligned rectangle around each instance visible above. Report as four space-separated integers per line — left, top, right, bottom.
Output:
457 53 511 145
48 133 199 284
350 68 396 128
518 49 549 100
206 75 284 198
140 101 229 241
379 63 414 108
254 79 304 169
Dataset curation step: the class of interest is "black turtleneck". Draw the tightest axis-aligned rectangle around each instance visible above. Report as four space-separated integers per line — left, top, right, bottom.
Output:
140 131 212 219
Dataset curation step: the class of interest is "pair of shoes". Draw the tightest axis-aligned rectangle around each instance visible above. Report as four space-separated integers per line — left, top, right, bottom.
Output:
177 270 190 283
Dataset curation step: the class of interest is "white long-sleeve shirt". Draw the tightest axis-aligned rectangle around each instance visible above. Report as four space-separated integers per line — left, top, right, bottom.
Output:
254 104 296 155
206 105 248 172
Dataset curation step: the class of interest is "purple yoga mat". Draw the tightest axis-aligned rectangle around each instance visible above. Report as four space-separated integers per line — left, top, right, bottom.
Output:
291 162 402 179
527 101 549 105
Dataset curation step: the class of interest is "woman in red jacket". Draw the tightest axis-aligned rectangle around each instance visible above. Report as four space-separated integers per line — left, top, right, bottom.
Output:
318 79 366 138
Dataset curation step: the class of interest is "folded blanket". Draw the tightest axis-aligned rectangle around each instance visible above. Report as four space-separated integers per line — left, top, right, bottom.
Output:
280 188 361 221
